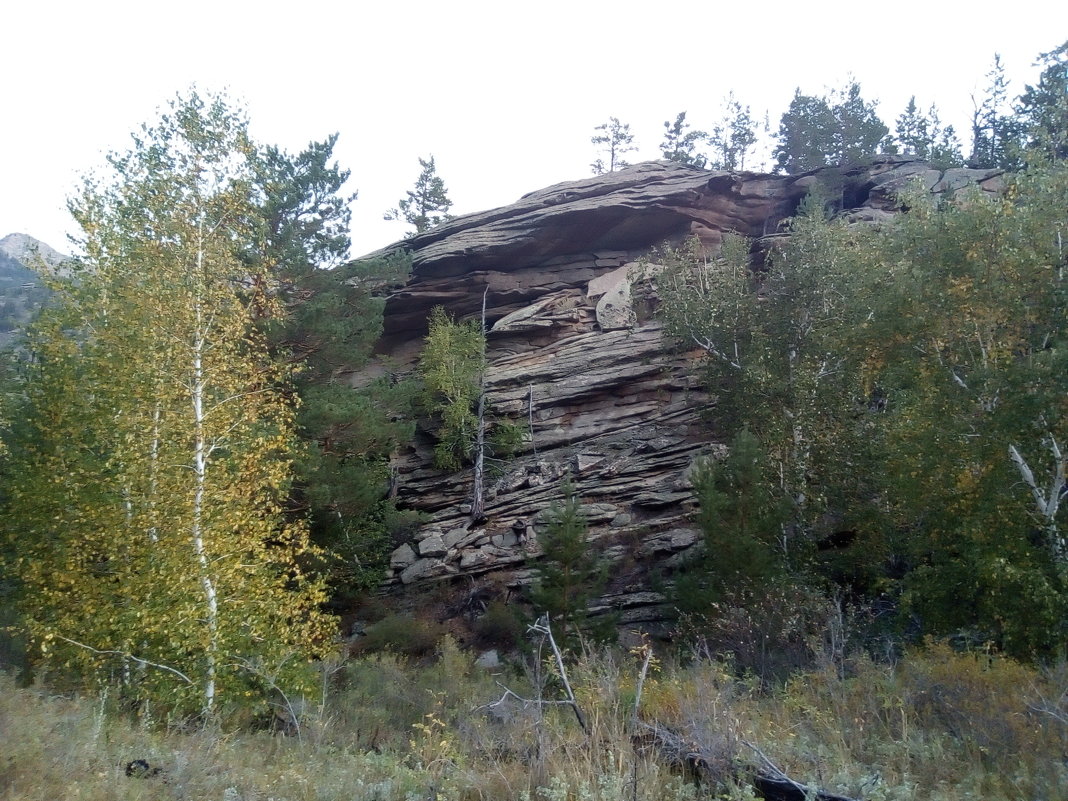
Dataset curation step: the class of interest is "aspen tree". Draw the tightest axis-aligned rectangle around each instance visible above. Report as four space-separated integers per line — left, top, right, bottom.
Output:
6 92 332 718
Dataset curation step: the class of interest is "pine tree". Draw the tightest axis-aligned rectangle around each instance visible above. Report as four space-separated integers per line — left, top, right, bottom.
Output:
1016 40 1068 163
2 91 333 717
252 135 415 599
660 111 708 168
774 80 888 173
530 476 604 641
252 133 355 274
773 90 837 173
385 156 453 235
591 117 637 174
970 54 1022 169
832 80 889 164
708 93 759 171
892 98 963 166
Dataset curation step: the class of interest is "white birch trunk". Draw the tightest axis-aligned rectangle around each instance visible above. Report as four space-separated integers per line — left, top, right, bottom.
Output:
191 230 218 715
470 287 489 522
1008 438 1066 567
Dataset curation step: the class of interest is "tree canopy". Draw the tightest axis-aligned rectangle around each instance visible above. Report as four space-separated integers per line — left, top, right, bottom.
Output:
774 79 888 173
2 91 335 718
657 160 1068 657
591 117 637 174
386 155 453 235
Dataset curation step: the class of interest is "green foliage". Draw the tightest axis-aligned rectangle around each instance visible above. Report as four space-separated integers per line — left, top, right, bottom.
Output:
1016 40 1068 163
969 54 1023 169
676 428 787 610
353 614 445 659
591 116 637 174
660 111 708 168
276 252 417 599
247 129 415 601
473 600 527 649
0 90 334 719
420 306 485 471
251 132 355 273
774 79 888 173
657 222 882 572
708 92 760 171
530 476 607 642
386 155 453 235
852 169 1068 656
890 96 964 166
658 158 1068 657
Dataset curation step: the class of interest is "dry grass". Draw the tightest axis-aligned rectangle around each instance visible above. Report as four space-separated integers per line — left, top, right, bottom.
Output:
2 636 1066 801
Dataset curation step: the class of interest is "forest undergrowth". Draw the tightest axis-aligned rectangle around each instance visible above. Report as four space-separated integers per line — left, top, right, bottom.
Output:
2 636 1066 801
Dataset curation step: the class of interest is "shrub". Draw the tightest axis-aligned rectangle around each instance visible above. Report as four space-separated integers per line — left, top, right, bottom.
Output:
353 614 444 659
473 601 527 650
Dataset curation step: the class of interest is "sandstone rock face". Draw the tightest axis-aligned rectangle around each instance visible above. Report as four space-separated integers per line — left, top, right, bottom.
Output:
358 157 1002 624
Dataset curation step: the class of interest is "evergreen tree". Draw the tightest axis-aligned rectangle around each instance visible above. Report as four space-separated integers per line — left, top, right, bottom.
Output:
1 92 333 717
591 117 637 174
970 54 1023 169
678 428 787 606
832 80 890 163
891 97 963 165
386 156 453 235
279 253 416 601
530 475 605 642
1016 40 1068 163
773 90 836 173
251 135 416 600
252 133 355 274
774 80 888 173
660 111 708 168
708 92 759 171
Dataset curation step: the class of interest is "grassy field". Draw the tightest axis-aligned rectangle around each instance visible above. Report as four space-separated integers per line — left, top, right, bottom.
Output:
1 637 1066 801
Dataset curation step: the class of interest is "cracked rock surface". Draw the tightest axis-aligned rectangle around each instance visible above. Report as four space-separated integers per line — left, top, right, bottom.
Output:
353 158 1003 622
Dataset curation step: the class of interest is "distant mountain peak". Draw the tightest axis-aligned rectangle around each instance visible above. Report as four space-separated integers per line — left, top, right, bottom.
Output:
0 233 69 267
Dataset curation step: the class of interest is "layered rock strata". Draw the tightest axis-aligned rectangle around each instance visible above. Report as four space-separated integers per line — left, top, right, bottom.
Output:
358 158 1003 623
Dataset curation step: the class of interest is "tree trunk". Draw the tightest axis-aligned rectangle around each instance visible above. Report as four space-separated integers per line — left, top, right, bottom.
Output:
191 237 218 716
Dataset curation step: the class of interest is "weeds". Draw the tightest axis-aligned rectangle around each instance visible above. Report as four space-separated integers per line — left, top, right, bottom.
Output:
2 637 1066 800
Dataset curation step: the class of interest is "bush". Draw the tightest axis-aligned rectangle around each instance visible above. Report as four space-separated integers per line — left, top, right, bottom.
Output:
473 601 527 650
682 583 843 685
353 614 444 659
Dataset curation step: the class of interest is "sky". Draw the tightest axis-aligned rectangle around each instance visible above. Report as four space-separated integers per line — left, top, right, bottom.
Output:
2 1 1065 259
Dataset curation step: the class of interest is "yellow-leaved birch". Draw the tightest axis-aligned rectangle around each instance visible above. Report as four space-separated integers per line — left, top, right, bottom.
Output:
5 91 333 719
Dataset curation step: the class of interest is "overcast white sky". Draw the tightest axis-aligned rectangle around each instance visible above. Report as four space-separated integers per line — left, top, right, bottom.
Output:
2 1 1065 258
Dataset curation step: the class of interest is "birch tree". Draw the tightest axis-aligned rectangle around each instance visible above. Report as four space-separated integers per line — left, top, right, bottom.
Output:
824 169 1067 655
656 221 879 567
657 165 1068 654
4 92 332 718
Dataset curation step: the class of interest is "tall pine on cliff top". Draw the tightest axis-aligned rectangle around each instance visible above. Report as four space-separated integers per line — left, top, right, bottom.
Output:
774 79 888 173
2 92 333 718
385 155 453 235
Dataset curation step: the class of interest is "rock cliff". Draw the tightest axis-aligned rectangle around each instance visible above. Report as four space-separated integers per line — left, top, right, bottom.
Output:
359 158 1004 626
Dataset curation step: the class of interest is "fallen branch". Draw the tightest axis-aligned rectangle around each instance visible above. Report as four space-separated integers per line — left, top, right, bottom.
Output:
474 615 588 736
743 739 859 801
529 615 588 735
631 721 860 801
